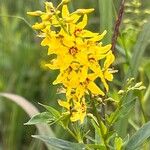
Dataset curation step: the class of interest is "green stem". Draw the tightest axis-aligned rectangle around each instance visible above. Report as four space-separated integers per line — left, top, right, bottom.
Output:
139 97 147 123
91 98 108 149
139 69 148 123
66 127 78 142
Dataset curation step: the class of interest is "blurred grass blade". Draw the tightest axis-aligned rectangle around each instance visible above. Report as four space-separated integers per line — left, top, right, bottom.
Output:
98 0 113 43
0 15 36 33
117 20 150 138
128 20 150 78
0 92 56 150
124 121 150 150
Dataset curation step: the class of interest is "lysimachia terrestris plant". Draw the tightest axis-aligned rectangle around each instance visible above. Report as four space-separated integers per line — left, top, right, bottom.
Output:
25 0 148 150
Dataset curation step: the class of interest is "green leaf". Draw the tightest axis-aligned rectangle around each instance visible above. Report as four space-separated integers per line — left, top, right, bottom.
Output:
118 98 136 118
98 0 113 43
24 112 53 125
39 103 71 129
115 137 123 150
32 135 85 150
0 93 55 150
87 144 106 150
93 121 102 144
91 119 105 145
118 20 150 138
107 98 136 125
60 113 70 128
125 121 150 150
33 135 107 150
39 103 61 118
125 20 150 79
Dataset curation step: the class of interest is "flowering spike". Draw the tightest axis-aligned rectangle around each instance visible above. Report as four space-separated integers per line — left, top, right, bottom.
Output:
27 1 115 123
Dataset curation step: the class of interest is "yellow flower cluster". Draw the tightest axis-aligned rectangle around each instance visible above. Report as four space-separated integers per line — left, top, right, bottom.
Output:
27 0 115 123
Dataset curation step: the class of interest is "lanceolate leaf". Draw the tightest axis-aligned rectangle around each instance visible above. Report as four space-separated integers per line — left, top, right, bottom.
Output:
39 103 61 118
126 20 150 79
33 135 106 150
125 121 150 150
25 112 54 125
98 0 113 43
107 98 136 125
32 135 85 150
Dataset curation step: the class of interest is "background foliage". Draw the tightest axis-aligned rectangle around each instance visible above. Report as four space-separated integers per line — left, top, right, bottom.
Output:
0 0 150 149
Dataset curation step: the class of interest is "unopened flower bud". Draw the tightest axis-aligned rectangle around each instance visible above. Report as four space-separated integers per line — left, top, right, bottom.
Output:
118 90 124 95
134 82 142 88
74 8 94 14
45 2 55 13
41 13 52 21
62 0 70 4
138 86 146 90
32 22 46 30
45 2 54 9
64 17 74 23
27 11 43 16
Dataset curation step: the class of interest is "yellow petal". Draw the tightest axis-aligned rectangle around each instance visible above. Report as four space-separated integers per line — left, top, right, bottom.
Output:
62 36 74 47
89 64 109 91
89 30 107 42
104 51 115 69
104 70 113 81
76 85 85 99
79 66 88 82
77 14 87 29
32 22 45 30
87 82 104 96
62 5 69 18
41 13 52 21
41 37 50 46
53 73 64 85
69 71 79 87
83 30 98 37
69 14 81 23
97 44 112 54
58 100 70 110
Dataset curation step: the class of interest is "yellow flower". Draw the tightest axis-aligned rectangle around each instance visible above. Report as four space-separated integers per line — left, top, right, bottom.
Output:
103 51 115 81
68 14 99 38
76 73 105 98
71 99 86 123
58 97 87 123
28 0 116 124
61 5 81 24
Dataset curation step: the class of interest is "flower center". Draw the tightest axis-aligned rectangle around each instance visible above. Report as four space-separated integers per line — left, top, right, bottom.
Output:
69 46 78 56
88 57 95 63
74 29 82 36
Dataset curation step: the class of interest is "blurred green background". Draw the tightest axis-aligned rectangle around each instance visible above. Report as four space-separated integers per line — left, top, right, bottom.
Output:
0 0 150 149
